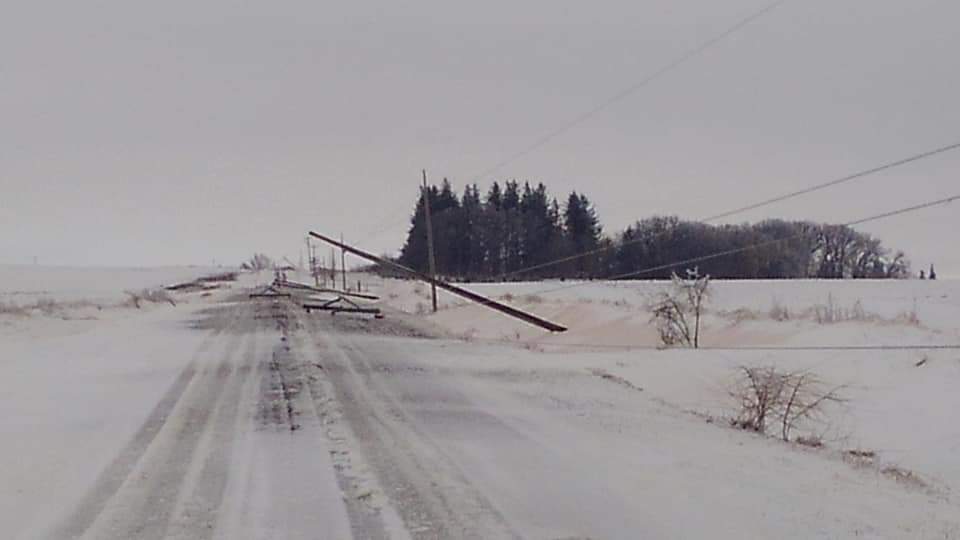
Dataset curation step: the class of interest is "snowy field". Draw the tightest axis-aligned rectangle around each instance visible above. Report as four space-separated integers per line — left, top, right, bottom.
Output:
367 275 960 509
0 264 226 304
2 266 959 538
284 271 960 502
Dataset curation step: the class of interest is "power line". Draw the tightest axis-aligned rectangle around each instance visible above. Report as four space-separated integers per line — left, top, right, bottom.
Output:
471 0 789 182
501 141 960 279
702 141 960 222
532 192 960 296
346 2 790 246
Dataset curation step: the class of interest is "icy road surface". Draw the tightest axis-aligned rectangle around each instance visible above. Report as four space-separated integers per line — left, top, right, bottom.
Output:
3 291 958 539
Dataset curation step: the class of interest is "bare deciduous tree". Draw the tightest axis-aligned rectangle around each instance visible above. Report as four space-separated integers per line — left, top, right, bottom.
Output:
650 268 710 348
241 253 274 272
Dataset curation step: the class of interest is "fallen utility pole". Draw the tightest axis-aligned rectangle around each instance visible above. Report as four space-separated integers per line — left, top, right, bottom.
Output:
303 296 382 317
308 231 568 332
277 280 379 301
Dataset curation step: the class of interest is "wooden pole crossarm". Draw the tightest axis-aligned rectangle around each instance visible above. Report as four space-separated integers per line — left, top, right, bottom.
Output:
277 280 380 301
308 231 567 333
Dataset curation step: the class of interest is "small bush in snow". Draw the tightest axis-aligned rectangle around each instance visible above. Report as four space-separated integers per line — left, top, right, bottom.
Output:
769 299 791 322
894 299 921 326
795 435 824 448
124 289 176 309
730 365 845 442
35 297 59 316
0 301 29 317
880 465 928 489
814 294 869 324
241 253 273 271
649 268 710 348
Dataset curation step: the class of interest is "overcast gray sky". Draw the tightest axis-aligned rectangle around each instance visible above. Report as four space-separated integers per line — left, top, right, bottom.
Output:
2 0 958 276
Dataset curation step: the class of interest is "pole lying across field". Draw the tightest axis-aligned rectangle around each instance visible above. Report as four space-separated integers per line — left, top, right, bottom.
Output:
308 231 568 333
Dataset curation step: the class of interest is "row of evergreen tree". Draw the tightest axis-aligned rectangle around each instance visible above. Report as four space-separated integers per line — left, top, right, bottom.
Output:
397 180 910 280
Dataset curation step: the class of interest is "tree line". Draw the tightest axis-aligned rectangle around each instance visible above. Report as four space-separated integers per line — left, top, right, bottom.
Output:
396 180 910 281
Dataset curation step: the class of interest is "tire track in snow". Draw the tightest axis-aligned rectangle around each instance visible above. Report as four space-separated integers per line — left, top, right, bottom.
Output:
165 309 263 539
46 303 244 540
54 303 250 540
307 317 522 540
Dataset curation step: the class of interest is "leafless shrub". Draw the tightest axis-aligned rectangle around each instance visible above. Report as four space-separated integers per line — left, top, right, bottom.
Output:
881 465 928 489
0 301 29 317
730 365 846 442
893 308 921 326
240 253 273 271
499 293 516 302
795 435 824 448
845 448 876 461
814 294 870 324
769 299 791 321
459 328 477 342
722 308 759 325
649 268 710 348
34 297 60 316
522 294 544 304
414 302 428 316
124 288 176 309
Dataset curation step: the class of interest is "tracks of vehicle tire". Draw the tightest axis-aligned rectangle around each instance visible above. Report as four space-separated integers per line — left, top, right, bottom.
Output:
50 302 263 540
298 314 522 540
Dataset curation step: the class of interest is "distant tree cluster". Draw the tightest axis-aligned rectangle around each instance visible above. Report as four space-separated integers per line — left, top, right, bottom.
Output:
397 180 910 281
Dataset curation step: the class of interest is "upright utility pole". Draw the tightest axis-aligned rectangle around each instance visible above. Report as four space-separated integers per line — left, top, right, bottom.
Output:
330 248 337 283
340 233 347 291
422 169 438 313
306 236 319 286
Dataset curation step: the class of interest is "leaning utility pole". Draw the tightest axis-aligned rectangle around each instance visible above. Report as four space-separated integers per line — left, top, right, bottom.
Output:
308 231 567 332
422 170 438 312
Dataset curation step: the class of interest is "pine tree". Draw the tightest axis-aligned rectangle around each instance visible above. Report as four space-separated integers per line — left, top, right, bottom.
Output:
398 187 430 273
564 192 602 277
459 184 483 278
519 182 554 277
483 182 505 276
502 181 522 273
